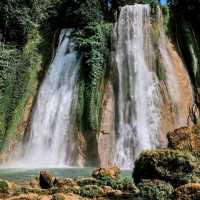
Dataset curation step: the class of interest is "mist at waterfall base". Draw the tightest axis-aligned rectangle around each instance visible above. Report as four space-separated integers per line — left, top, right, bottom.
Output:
5 29 81 168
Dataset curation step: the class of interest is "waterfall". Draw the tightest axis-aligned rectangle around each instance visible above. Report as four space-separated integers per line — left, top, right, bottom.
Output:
158 8 193 127
114 5 161 168
10 29 81 167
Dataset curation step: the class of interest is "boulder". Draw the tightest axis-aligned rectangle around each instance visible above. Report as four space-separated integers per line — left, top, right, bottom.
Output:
77 177 97 186
168 124 200 151
137 179 174 200
7 193 38 200
133 149 199 186
0 179 10 193
63 178 76 187
37 195 52 200
92 166 120 179
39 171 53 189
173 183 200 200
52 193 81 200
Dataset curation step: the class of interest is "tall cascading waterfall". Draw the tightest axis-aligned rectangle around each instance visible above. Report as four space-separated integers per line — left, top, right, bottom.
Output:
114 5 161 168
114 4 194 169
9 29 81 167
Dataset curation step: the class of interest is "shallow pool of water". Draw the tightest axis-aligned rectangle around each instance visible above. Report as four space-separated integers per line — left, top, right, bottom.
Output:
0 168 132 182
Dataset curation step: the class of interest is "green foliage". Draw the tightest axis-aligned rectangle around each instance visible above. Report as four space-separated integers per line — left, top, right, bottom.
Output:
78 185 103 198
156 60 166 81
76 22 112 131
0 0 33 43
0 44 25 146
137 179 174 200
78 0 103 25
133 149 200 187
0 31 52 151
96 174 138 192
0 179 9 193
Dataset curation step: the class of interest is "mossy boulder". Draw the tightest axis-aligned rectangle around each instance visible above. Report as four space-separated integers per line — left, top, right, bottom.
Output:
78 185 104 198
168 124 200 151
173 183 200 200
0 179 10 193
137 179 174 200
133 149 200 186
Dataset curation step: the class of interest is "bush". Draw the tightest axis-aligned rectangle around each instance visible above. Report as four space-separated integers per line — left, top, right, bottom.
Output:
133 149 199 186
75 22 112 131
137 179 174 200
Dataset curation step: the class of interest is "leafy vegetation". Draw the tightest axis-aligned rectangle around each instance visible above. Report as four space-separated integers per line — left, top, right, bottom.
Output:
0 32 52 151
0 0 57 151
137 179 174 200
76 22 112 131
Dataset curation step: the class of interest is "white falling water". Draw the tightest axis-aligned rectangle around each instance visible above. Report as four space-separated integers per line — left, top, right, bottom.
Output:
157 9 183 124
11 29 80 167
115 5 161 168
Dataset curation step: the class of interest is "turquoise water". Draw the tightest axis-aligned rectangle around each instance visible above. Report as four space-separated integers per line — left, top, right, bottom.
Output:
0 168 132 182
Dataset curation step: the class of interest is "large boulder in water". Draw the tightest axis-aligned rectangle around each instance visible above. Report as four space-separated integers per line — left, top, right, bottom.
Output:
39 171 53 189
168 124 200 151
133 149 200 186
92 166 120 179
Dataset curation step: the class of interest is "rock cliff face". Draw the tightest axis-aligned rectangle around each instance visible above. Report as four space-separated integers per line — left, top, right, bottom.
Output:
168 123 200 151
98 81 116 167
158 41 194 147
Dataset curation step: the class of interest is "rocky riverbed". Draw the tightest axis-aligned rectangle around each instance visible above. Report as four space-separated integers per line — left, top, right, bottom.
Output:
1 123 200 199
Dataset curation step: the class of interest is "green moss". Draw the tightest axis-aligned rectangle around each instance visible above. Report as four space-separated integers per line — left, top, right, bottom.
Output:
75 22 112 131
137 179 174 200
133 149 199 186
96 175 138 192
0 31 52 152
156 59 166 81
76 185 103 198
0 179 9 193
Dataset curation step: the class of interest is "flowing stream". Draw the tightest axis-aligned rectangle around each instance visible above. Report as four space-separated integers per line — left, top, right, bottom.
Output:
10 29 81 167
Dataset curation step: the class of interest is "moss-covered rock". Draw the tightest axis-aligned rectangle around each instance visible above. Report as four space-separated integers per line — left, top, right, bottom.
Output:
0 179 10 193
78 185 104 198
137 179 174 200
133 149 200 186
173 183 200 200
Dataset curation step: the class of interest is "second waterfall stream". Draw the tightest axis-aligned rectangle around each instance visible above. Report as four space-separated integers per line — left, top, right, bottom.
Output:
114 4 193 168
